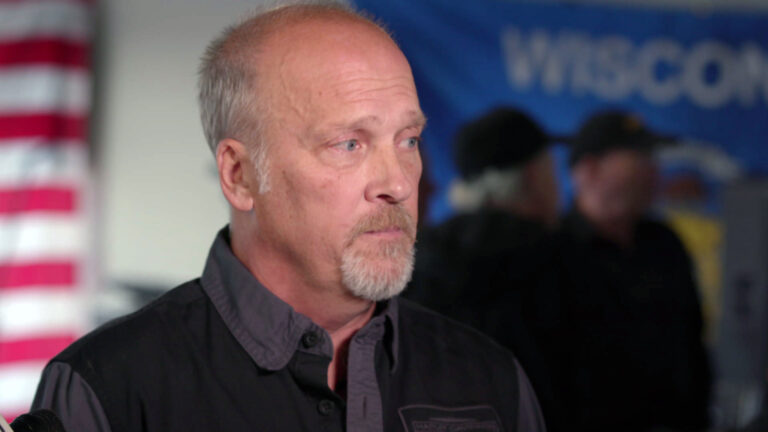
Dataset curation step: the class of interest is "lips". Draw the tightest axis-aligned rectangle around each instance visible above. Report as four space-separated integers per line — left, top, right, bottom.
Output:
362 227 406 240
346 205 416 247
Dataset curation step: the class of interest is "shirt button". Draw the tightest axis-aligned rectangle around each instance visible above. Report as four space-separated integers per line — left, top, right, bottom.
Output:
302 331 320 348
317 399 335 416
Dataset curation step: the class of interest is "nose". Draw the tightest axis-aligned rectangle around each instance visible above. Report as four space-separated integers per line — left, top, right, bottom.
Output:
364 145 419 204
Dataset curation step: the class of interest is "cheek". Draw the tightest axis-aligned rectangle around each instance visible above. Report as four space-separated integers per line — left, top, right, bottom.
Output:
279 173 352 254
604 161 634 185
411 152 423 178
624 163 655 192
403 152 423 187
406 156 423 211
315 172 365 227
279 169 338 229
618 170 638 190
596 170 633 201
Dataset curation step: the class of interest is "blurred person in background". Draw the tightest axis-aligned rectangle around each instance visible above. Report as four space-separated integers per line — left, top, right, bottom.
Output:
558 109 711 432
406 107 567 430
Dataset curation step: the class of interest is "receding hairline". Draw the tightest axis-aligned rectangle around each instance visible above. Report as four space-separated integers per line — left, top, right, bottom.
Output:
221 3 395 62
197 1 402 156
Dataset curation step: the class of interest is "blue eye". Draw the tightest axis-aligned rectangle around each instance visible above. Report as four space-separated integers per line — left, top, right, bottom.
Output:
402 137 421 148
337 139 359 152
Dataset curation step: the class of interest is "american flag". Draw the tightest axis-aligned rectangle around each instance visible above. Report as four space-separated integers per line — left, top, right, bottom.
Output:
0 0 92 420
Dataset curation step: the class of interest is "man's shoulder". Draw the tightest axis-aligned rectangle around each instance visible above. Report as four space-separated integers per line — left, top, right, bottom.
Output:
54 279 209 367
396 297 519 367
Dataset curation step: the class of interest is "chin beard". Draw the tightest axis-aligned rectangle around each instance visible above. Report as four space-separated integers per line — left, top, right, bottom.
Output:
339 205 417 302
340 240 415 301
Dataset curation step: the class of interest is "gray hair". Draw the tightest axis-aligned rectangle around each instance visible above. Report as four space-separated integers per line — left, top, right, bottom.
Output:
197 0 360 193
448 167 523 212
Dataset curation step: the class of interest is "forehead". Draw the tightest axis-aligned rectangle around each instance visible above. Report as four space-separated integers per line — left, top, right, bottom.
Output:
262 13 400 63
258 16 418 108
599 149 654 170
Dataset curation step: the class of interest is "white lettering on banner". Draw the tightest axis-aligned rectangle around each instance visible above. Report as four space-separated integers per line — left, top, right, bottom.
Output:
501 26 768 109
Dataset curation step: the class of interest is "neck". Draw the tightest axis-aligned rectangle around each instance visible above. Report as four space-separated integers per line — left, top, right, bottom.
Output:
260 266 375 391
575 198 636 248
592 217 635 247
274 281 375 391
326 302 376 392
230 222 376 391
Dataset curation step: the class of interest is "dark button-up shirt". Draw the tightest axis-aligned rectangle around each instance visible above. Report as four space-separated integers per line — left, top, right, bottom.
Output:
32 227 545 431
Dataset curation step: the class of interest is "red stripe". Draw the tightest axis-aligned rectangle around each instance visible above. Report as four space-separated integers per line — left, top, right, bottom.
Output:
3 411 23 425
0 39 89 68
0 334 76 363
0 114 86 141
0 187 76 214
0 261 76 289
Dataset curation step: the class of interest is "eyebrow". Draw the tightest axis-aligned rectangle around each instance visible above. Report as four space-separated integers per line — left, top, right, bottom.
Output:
403 109 428 130
320 110 428 136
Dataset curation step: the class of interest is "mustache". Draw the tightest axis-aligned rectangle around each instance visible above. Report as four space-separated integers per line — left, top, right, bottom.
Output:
346 205 416 246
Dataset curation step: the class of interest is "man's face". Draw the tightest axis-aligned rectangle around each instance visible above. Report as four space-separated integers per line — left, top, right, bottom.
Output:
248 19 424 301
592 148 658 219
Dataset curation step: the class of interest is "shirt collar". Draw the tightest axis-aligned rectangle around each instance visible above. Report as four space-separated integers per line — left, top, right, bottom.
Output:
200 226 399 372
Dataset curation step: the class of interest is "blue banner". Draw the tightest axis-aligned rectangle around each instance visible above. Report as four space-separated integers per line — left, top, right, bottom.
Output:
354 0 768 222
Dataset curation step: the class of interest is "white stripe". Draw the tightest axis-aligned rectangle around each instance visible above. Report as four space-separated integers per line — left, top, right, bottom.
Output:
0 1 91 42
0 360 47 414
0 67 89 114
0 290 86 340
0 412 11 431
0 216 85 262
0 141 87 186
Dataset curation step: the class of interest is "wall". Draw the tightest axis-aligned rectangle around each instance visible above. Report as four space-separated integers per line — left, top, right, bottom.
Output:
98 0 267 287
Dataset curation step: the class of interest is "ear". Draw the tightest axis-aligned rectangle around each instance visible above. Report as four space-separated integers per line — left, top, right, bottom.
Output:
216 138 254 211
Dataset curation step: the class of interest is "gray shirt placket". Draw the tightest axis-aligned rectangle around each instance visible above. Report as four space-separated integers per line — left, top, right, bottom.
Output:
346 317 386 432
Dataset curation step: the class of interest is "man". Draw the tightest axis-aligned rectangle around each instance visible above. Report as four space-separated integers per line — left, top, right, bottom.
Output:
31 3 545 431
405 107 566 430
446 107 559 226
558 110 710 431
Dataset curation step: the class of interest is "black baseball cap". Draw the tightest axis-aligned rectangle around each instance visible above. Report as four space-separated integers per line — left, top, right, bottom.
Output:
568 110 676 166
454 107 556 180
